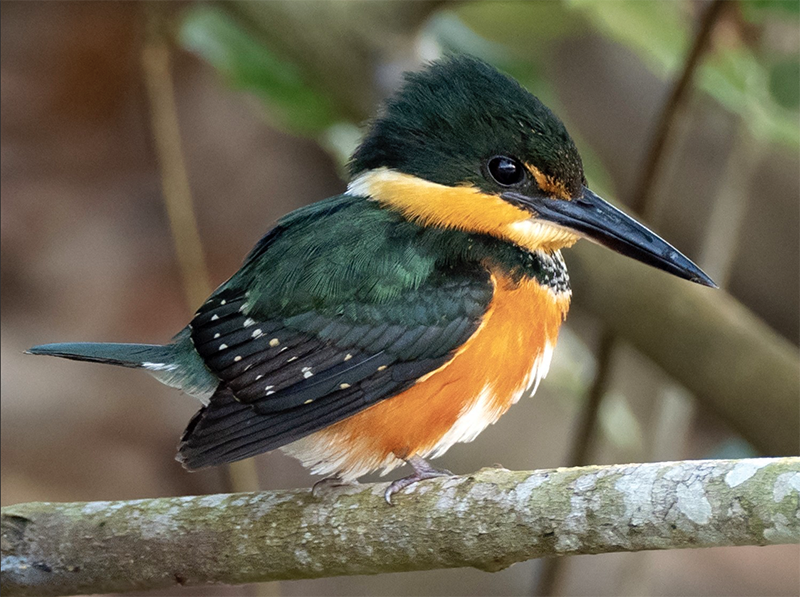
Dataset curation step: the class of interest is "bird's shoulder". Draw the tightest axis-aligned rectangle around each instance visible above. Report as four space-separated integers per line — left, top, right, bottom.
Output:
223 193 493 317
177 200 496 468
176 194 574 468
186 191 495 403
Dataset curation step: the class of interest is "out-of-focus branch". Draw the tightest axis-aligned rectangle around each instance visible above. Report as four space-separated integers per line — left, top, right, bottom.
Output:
568 245 800 456
2 458 798 597
563 330 617 469
141 5 261 495
630 0 727 217
142 5 211 309
225 0 446 121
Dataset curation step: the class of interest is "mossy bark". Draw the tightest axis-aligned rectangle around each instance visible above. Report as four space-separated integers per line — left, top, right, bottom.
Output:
2 457 798 596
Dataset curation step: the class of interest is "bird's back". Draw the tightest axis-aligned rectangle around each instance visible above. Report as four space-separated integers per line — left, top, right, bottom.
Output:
178 193 570 476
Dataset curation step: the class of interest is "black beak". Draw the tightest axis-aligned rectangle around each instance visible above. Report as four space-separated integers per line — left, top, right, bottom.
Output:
502 186 717 288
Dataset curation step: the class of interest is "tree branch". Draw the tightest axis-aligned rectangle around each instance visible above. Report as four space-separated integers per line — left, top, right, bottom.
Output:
141 1 261 496
2 458 798 596
629 0 727 216
568 245 800 456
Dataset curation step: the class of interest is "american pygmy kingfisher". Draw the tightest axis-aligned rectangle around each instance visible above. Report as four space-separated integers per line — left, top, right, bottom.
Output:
29 56 715 502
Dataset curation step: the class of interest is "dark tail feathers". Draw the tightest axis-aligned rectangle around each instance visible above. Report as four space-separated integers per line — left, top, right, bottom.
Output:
26 342 168 368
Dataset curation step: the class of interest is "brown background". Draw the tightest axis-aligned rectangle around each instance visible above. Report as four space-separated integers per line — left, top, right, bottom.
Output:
2 2 798 596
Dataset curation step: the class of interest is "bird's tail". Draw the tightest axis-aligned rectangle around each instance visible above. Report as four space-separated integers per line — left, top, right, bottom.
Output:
26 342 170 368
27 331 219 402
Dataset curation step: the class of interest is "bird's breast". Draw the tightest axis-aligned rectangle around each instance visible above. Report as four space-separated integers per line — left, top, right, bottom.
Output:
283 271 570 480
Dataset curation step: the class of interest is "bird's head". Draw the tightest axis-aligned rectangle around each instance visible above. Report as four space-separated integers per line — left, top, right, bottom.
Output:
349 55 715 287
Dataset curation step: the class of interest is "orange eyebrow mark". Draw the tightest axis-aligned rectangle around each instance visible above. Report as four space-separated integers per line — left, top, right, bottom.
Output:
526 164 571 201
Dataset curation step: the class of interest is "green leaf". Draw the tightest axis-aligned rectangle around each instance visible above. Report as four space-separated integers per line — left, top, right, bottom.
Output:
570 0 799 148
740 0 800 23
740 0 800 15
179 6 339 136
769 58 800 110
456 0 583 53
567 0 689 76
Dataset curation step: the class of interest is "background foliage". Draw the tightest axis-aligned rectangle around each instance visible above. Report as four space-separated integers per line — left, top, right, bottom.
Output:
2 1 798 595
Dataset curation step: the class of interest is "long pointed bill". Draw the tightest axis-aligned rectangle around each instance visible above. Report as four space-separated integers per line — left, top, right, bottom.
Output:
502 186 717 288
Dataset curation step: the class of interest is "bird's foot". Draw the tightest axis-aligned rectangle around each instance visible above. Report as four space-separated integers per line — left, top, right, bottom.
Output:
384 455 453 505
311 476 358 498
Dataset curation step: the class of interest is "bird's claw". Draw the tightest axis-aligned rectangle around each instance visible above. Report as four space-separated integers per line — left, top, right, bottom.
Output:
311 476 357 497
384 456 454 505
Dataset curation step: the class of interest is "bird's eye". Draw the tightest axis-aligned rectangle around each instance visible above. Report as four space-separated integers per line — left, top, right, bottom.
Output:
487 156 525 186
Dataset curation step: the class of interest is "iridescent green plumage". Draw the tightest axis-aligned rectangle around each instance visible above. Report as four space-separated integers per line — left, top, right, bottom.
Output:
351 55 585 195
228 194 568 313
28 55 713 480
178 194 570 468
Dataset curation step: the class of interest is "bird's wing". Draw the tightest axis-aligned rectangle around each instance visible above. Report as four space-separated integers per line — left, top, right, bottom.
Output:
178 269 493 469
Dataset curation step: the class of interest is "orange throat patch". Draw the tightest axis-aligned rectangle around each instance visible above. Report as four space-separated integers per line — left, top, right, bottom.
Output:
283 271 570 481
346 168 580 253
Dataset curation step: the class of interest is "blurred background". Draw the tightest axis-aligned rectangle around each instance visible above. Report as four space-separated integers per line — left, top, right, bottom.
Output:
2 1 798 596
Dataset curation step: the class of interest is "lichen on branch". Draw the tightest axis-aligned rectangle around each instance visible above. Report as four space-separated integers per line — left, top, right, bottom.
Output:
2 457 798 597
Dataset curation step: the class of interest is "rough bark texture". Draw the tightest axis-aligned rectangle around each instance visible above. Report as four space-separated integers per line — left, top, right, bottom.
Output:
2 458 798 596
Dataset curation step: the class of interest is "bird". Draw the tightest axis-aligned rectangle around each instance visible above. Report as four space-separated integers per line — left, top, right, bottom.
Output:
28 55 715 503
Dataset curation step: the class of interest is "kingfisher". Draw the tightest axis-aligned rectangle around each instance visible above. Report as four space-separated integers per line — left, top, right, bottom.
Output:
28 56 714 503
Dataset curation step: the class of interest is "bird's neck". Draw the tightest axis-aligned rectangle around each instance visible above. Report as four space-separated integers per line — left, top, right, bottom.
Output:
347 168 573 300
347 167 579 254
340 179 571 300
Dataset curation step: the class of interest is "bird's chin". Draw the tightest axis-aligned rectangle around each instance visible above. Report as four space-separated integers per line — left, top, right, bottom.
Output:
501 218 580 253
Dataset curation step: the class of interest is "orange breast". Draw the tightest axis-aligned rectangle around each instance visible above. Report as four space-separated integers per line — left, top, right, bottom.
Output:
282 272 570 480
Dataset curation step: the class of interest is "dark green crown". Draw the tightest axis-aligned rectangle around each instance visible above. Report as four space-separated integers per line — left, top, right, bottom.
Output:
349 55 585 197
